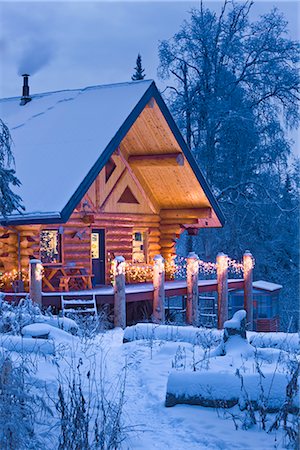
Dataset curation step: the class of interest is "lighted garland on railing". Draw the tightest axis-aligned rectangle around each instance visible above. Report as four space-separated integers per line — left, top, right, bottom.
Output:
109 253 255 285
166 254 255 280
0 268 30 290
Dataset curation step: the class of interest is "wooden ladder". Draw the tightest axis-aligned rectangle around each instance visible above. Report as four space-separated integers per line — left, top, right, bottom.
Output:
61 294 98 316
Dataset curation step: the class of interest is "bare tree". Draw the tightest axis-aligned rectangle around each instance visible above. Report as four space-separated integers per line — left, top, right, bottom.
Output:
158 1 300 330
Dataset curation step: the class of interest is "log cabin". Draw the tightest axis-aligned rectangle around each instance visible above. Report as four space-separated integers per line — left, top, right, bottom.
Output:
0 77 225 292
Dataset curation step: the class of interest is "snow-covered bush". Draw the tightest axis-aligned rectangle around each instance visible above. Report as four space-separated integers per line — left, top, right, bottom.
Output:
0 295 48 334
65 307 111 343
0 352 51 449
0 296 79 336
54 356 128 450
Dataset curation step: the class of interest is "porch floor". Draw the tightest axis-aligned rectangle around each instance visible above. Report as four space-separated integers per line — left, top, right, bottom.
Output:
2 278 244 309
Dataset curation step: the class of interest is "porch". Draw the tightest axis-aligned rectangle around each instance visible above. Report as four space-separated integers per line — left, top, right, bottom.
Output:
1 279 244 307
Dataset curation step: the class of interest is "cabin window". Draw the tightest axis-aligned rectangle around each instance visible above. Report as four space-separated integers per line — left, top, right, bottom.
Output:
40 230 62 264
257 295 272 319
132 231 147 263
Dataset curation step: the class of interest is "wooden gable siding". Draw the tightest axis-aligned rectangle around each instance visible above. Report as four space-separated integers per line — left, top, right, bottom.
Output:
120 99 211 210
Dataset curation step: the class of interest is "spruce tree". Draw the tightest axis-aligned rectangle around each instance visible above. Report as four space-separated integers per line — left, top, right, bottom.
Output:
131 54 145 81
0 119 24 216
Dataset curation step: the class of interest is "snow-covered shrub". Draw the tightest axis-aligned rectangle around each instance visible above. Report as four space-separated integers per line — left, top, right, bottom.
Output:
0 296 48 334
54 357 128 450
0 352 51 449
0 296 78 336
68 307 111 341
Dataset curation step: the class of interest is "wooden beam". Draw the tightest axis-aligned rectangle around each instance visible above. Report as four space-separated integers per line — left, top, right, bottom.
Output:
99 168 126 211
128 153 184 168
117 149 158 214
160 208 212 220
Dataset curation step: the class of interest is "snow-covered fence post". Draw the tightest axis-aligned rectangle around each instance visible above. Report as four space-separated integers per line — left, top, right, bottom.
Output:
243 250 254 330
112 256 126 329
217 253 228 329
186 252 199 326
29 259 43 306
152 255 165 324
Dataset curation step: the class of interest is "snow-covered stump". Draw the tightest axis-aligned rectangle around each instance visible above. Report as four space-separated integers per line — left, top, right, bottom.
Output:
243 250 254 330
186 252 199 327
152 255 165 324
112 256 126 329
29 259 43 306
224 310 247 342
216 252 228 329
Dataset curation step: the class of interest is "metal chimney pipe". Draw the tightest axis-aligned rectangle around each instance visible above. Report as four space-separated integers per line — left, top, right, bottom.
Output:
20 74 31 105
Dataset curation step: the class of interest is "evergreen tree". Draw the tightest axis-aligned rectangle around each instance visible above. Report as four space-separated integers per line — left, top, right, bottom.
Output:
131 54 145 81
0 119 24 216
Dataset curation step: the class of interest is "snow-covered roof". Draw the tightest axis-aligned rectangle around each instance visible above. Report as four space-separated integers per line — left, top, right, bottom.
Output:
252 280 283 292
0 80 153 222
0 79 225 226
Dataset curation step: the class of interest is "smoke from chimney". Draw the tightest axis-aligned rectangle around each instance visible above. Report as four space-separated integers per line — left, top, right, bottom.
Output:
18 37 55 77
20 74 31 106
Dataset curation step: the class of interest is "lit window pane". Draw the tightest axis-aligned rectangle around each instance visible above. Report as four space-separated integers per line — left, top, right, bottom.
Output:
91 233 99 259
132 231 146 263
40 230 61 263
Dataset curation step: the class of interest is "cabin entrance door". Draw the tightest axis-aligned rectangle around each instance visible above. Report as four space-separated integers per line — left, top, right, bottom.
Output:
91 229 105 286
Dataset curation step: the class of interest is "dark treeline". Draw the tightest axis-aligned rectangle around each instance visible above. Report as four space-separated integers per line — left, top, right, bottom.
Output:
158 0 299 331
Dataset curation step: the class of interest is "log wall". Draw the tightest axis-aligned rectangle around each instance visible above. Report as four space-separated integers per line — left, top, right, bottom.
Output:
0 211 163 287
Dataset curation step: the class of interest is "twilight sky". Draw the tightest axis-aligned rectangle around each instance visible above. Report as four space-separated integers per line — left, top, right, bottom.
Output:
0 1 299 99
0 0 299 153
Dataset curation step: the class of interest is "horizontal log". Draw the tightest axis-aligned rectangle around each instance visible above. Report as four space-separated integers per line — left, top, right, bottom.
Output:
63 245 90 252
160 245 176 252
19 231 37 238
128 152 184 167
106 228 134 235
160 219 198 225
2 236 18 244
148 243 161 251
92 213 160 221
106 240 132 247
20 248 34 256
159 224 182 233
20 240 29 249
148 239 160 245
106 244 132 252
160 208 212 220
148 230 160 237
110 252 132 258
63 240 90 247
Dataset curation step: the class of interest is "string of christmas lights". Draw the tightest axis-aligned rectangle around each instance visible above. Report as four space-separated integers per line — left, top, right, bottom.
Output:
0 268 30 290
109 253 255 284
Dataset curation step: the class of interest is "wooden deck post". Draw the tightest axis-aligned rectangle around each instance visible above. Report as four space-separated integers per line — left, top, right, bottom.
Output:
152 254 165 324
112 256 126 329
186 252 199 326
217 252 228 329
243 250 254 330
29 259 43 305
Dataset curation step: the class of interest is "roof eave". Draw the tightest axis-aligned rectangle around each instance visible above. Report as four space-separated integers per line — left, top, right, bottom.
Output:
0 212 62 226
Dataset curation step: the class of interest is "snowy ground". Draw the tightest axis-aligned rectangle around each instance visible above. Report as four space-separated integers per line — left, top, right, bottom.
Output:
2 324 298 449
